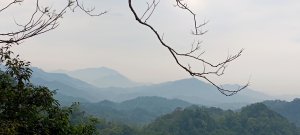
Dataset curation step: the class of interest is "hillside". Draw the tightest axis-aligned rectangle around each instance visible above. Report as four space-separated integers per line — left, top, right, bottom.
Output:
109 78 271 109
30 67 271 109
30 67 110 102
263 98 300 127
80 96 191 125
143 103 300 135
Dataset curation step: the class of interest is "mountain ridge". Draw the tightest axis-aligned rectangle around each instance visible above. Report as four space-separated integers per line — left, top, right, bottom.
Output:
80 96 192 125
65 67 143 88
263 98 300 127
29 66 271 109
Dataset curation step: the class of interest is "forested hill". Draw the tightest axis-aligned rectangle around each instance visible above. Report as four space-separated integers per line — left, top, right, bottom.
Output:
142 103 299 135
80 96 191 125
263 98 300 127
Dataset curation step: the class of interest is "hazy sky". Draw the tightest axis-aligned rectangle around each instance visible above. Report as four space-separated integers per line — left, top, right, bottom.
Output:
1 0 300 96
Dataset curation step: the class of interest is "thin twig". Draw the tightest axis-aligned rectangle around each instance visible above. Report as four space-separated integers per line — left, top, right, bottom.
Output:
128 0 248 96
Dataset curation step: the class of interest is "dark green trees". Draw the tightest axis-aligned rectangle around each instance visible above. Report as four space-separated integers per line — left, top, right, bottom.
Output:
0 47 98 134
0 68 99 134
0 1 104 133
143 104 300 135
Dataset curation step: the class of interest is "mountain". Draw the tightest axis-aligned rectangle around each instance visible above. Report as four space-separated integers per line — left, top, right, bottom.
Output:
263 98 300 127
80 96 191 125
106 78 271 109
143 103 300 135
65 67 142 88
30 67 271 109
30 67 109 102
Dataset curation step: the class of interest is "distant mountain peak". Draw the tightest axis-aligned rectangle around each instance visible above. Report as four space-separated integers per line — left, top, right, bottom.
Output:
66 67 143 88
29 66 103 102
75 66 118 72
70 67 120 75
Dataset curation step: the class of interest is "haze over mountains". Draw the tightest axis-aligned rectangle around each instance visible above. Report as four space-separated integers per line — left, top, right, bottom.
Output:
56 67 142 88
263 99 300 127
80 96 191 125
30 67 108 101
30 66 273 109
2 65 300 130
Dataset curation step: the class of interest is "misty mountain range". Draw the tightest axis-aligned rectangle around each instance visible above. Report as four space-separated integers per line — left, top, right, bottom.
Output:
2 65 300 126
30 66 273 109
54 67 143 88
79 96 192 125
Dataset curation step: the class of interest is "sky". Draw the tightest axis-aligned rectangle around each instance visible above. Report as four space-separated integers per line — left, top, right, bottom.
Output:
1 0 300 96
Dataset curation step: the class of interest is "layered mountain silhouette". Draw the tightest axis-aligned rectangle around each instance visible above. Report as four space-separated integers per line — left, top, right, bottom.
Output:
107 78 271 109
30 67 110 102
30 66 271 109
59 67 142 88
80 96 191 125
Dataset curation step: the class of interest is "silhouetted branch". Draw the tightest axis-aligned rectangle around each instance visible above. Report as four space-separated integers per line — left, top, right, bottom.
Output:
174 0 208 35
0 0 106 45
140 0 160 23
128 0 249 96
0 0 106 83
0 0 22 13
72 0 107 16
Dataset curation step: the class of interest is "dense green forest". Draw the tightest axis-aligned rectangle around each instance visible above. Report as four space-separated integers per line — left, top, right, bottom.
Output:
70 103 300 135
142 104 300 135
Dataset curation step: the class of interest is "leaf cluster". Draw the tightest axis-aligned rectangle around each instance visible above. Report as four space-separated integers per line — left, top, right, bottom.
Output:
0 49 98 135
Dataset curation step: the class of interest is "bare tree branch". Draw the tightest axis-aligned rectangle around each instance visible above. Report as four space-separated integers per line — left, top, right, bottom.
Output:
175 0 208 35
0 0 23 13
0 0 106 82
128 0 249 96
1 0 248 96
72 0 107 16
0 0 106 45
140 0 160 23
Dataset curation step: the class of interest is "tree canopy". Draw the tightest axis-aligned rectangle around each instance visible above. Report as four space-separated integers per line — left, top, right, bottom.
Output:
0 53 98 134
142 104 300 135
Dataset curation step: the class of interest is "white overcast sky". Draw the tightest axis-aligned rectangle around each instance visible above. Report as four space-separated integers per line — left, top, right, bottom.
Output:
1 0 300 96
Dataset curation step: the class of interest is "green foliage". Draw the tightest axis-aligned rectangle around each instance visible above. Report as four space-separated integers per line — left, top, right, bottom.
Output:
238 103 299 135
0 48 98 134
142 104 300 135
0 73 99 134
96 120 139 135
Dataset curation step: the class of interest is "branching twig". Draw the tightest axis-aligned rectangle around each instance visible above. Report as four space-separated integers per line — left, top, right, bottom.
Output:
0 0 106 84
140 0 160 23
175 0 208 35
73 0 107 16
128 0 249 96
0 0 106 45
0 0 23 13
